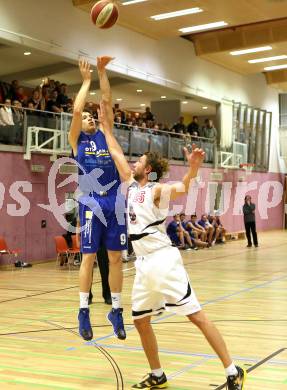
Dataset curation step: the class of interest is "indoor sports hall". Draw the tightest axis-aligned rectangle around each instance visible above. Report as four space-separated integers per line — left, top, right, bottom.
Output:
0 1 286 389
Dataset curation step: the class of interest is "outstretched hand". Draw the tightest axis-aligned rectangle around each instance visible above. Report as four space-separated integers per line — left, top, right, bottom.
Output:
79 59 91 82
183 144 205 170
97 56 114 71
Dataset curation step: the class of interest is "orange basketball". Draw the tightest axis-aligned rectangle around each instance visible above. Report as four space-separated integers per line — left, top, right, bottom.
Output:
91 0 119 29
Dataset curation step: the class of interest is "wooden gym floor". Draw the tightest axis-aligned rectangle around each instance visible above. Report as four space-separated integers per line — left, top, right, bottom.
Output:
0 230 286 390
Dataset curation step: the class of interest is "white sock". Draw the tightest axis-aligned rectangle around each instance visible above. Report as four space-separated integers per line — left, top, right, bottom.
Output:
79 292 89 309
111 293 121 309
225 363 238 377
152 368 164 378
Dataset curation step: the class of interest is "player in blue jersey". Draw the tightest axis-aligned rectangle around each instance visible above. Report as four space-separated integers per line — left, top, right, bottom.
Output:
68 57 127 341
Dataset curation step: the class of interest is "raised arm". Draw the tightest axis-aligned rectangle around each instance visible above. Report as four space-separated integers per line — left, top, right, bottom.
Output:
154 145 205 207
68 59 91 155
97 57 113 102
98 100 132 184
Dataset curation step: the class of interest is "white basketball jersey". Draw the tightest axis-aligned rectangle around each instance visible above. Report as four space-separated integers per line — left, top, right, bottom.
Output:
128 181 171 256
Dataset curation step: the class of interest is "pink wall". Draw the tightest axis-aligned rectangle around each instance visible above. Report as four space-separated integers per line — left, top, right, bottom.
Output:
0 152 284 263
0 152 75 264
166 165 285 232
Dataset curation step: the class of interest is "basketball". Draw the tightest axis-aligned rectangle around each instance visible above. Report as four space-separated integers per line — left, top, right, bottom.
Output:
91 0 119 29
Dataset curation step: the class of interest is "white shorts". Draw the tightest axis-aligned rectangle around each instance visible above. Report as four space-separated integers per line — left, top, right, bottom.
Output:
132 246 201 320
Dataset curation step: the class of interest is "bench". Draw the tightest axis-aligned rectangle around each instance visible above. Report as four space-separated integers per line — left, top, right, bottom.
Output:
225 231 246 241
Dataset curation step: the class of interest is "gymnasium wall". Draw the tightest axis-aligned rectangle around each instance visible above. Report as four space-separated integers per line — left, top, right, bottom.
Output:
0 153 284 264
0 0 283 173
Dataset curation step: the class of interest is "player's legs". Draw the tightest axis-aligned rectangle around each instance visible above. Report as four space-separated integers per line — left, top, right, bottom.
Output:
107 250 123 293
134 316 161 370
77 202 101 341
104 206 127 340
79 253 96 293
188 310 232 367
188 311 246 389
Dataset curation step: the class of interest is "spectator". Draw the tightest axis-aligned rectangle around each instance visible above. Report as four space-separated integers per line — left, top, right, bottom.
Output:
0 98 15 144
187 116 200 136
0 99 14 126
197 214 215 245
46 90 63 113
57 83 69 111
28 89 42 112
12 100 24 145
142 106 154 121
243 195 258 248
172 116 186 134
66 98 74 114
203 119 217 141
8 80 20 101
14 86 27 106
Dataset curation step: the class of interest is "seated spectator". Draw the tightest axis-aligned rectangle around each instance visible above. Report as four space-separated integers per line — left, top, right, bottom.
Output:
180 213 208 249
187 116 200 136
172 116 186 134
197 214 215 245
167 214 194 250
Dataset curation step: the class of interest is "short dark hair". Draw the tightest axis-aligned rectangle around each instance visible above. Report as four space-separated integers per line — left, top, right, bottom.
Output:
144 152 169 181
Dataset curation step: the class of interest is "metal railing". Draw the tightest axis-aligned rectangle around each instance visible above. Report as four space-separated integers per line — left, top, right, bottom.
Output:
0 104 217 164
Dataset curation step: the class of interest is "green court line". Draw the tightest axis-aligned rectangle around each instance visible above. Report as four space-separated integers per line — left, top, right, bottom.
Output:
0 378 74 390
0 363 114 381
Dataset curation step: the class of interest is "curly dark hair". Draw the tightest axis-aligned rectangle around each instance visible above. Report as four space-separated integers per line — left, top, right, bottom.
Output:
144 152 169 181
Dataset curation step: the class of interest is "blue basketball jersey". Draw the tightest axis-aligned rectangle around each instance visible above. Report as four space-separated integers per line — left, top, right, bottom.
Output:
74 130 121 195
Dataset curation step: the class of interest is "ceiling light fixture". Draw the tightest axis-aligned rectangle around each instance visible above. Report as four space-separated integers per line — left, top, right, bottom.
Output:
248 55 287 64
90 92 96 95
116 98 123 101
151 7 203 21
140 103 146 106
90 69 94 73
179 21 228 34
24 51 31 56
202 106 208 110
137 89 143 92
182 101 188 104
264 64 287 71
230 46 272 56
161 96 167 99
122 0 147 5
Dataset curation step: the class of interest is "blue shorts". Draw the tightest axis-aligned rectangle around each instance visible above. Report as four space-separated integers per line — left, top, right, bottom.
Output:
78 194 127 254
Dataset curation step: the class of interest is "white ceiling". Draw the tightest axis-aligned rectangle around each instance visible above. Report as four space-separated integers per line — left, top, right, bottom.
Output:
0 37 216 116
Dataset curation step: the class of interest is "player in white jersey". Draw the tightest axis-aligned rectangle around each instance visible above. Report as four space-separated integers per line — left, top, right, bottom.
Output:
98 100 246 390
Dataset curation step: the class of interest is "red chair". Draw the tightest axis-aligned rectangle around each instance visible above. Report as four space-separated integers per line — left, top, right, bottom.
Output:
0 236 21 266
71 234 81 264
54 236 70 266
